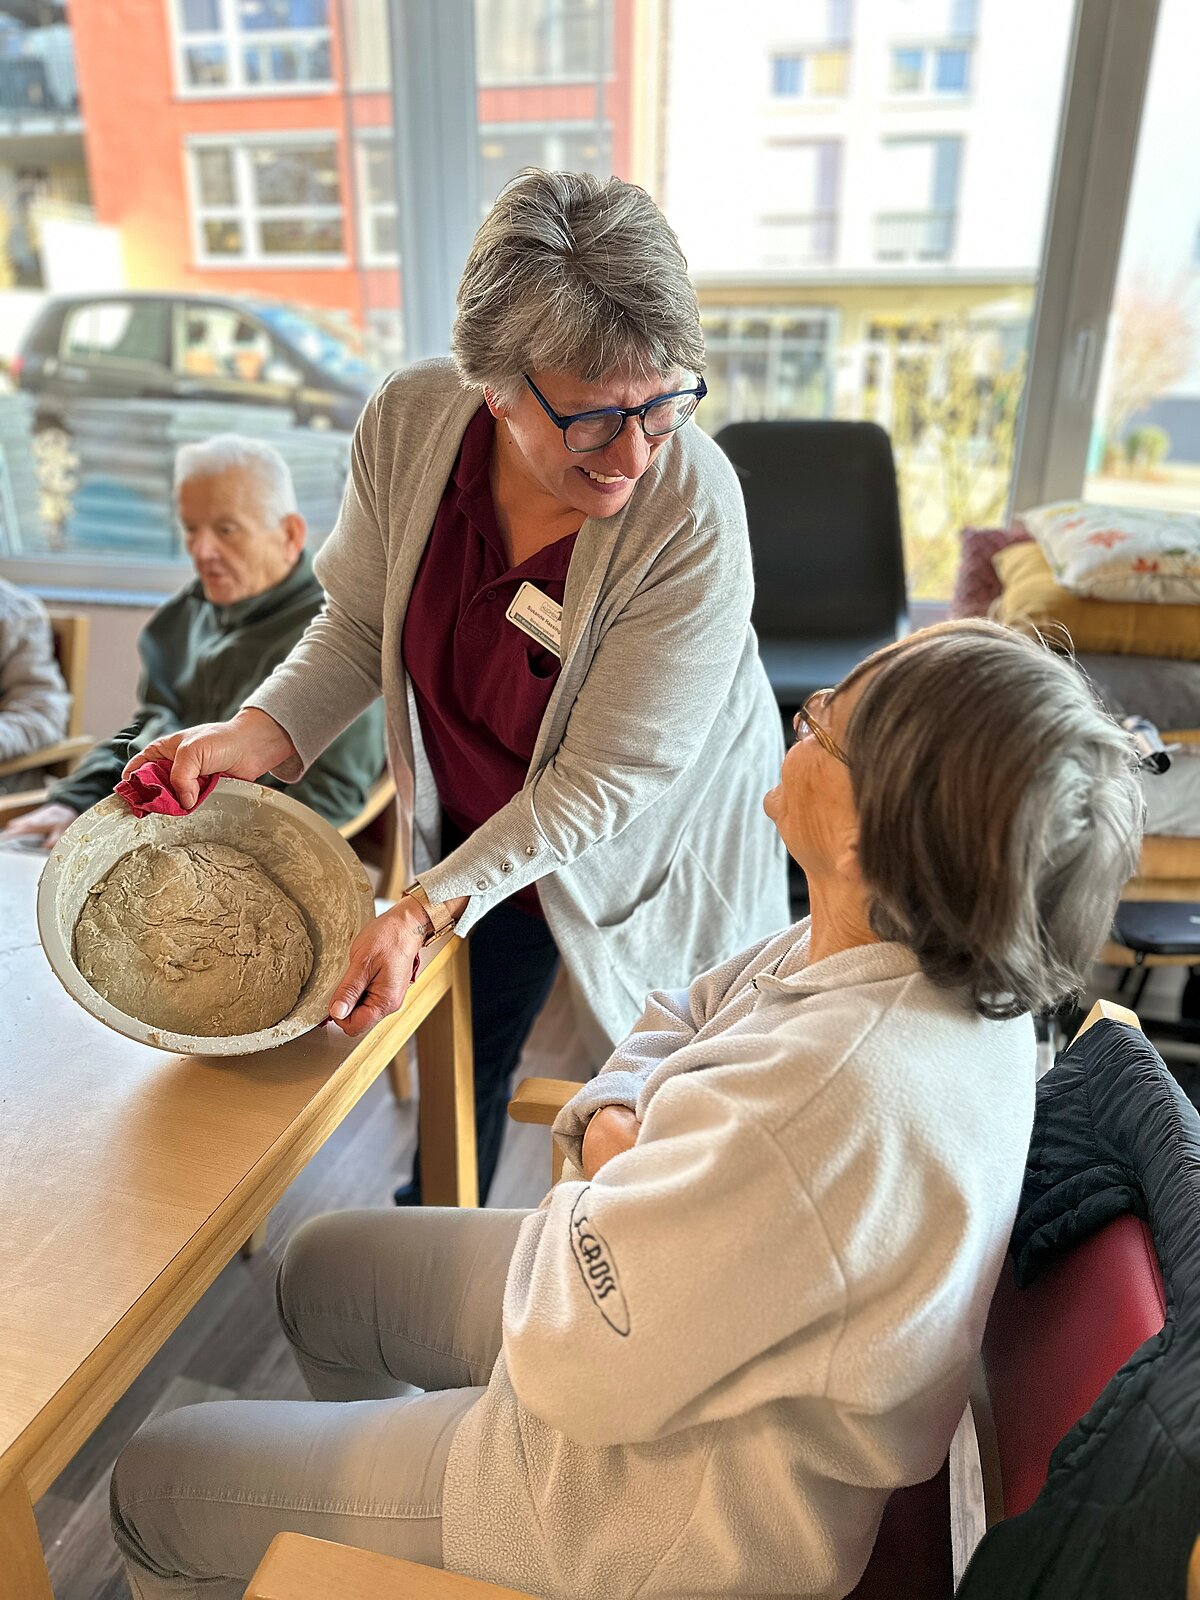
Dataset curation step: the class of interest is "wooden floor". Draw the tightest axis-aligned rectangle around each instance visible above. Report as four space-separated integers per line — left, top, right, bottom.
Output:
34 958 1200 1599
37 969 589 1600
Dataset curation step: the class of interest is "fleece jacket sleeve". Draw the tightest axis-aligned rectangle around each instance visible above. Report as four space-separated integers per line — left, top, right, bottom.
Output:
0 604 70 763
551 929 789 1168
505 1069 845 1448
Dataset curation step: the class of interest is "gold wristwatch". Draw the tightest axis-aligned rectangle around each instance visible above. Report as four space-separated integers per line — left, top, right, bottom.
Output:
404 881 457 945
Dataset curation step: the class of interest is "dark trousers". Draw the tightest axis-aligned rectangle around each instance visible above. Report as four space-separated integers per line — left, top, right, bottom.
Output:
399 897 560 1206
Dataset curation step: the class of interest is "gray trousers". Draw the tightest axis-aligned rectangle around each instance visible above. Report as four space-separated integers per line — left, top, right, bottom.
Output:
111 1206 531 1600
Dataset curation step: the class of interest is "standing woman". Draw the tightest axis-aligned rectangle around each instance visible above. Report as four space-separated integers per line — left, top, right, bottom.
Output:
133 170 789 1202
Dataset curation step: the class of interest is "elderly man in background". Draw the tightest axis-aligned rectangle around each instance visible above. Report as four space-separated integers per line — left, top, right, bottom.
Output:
0 575 71 795
3 435 385 848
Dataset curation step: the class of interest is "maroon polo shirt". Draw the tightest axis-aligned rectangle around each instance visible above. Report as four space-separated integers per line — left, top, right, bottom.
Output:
402 403 578 915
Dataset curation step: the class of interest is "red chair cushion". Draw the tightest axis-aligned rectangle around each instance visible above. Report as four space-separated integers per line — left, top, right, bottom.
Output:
982 1213 1166 1519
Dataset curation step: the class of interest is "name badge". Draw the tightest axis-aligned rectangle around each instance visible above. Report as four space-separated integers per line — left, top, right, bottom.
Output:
506 581 563 658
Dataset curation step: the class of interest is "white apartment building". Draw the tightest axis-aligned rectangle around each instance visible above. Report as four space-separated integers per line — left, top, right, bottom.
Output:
654 0 1078 429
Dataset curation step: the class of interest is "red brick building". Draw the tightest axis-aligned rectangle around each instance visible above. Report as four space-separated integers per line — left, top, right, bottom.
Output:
67 0 635 357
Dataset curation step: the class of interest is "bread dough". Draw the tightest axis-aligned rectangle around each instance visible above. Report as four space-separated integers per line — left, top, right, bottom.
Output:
74 842 313 1037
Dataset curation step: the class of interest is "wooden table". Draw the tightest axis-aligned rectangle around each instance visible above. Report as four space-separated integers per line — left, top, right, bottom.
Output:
0 847 475 1599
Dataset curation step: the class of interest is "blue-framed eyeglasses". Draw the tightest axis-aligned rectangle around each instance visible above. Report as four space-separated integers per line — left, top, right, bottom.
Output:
523 373 708 453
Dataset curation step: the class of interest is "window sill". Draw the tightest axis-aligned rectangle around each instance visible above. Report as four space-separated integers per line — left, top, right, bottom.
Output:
193 257 350 271
173 84 338 101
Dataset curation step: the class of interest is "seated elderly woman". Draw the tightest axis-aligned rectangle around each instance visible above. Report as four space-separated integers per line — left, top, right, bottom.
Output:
111 620 1143 1600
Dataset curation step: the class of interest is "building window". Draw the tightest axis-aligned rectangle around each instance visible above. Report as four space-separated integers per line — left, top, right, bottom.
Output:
357 134 398 264
769 47 849 98
478 122 610 213
475 0 612 86
874 136 962 262
173 0 333 95
889 43 972 95
189 136 344 264
759 140 841 266
700 310 838 433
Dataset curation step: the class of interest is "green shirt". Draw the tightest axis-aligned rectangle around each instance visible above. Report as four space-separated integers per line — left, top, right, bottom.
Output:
52 552 385 825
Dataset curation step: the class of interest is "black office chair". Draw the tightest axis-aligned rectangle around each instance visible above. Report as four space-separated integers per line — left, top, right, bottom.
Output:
715 420 908 710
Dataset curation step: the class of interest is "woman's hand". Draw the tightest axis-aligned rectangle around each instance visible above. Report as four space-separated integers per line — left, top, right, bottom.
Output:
121 707 297 810
326 898 431 1038
581 1105 640 1179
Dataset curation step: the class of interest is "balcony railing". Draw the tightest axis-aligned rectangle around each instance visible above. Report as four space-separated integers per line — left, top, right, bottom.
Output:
759 213 839 267
873 210 956 263
0 54 79 120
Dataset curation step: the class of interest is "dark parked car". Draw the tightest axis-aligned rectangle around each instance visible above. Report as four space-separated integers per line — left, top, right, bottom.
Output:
13 292 380 435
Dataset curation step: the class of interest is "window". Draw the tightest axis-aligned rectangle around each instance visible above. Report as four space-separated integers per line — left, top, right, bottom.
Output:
874 138 962 262
889 44 972 95
0 0 1172 612
769 47 849 98
173 0 332 95
188 137 344 263
358 135 398 264
62 301 170 367
475 0 612 86
1083 0 1200 513
934 47 970 91
174 305 286 384
478 123 609 214
702 312 837 430
759 142 841 266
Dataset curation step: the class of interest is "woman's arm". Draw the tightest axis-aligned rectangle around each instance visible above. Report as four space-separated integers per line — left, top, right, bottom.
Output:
504 1074 837 1448
552 929 784 1168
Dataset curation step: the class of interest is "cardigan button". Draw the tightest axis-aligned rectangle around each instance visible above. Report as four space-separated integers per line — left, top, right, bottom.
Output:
524 844 536 857
501 859 514 873
475 878 487 890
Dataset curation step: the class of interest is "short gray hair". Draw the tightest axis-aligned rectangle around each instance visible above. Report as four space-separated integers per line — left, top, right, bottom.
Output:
842 620 1144 1020
452 169 706 401
174 434 299 527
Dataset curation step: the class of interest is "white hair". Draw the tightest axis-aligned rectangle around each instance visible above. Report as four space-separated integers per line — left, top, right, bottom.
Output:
174 434 299 526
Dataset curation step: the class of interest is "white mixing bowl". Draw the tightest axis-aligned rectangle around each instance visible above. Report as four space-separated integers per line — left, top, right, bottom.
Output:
37 778 374 1056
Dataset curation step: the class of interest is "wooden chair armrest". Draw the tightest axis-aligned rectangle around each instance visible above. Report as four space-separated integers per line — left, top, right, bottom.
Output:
507 1077 580 1126
1070 999 1142 1045
245 1534 536 1600
338 774 397 840
0 734 94 780
0 788 50 826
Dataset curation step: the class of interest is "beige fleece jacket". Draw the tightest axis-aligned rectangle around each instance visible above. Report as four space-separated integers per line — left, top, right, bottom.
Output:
441 923 1036 1599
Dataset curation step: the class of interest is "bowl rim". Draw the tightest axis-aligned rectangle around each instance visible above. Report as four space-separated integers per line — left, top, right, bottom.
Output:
36 777 375 1056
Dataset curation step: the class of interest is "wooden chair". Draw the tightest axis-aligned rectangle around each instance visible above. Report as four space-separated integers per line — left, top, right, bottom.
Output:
337 769 411 1100
245 998 1179 1600
0 609 94 793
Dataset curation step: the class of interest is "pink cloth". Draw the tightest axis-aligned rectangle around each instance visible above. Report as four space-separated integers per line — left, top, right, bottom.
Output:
115 759 221 817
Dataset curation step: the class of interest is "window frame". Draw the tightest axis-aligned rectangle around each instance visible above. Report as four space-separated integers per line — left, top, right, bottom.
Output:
167 0 336 99
185 131 348 269
474 0 614 89
768 44 850 101
355 130 400 266
887 40 974 97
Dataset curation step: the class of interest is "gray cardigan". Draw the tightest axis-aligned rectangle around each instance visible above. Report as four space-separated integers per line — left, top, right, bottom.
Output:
247 360 789 1056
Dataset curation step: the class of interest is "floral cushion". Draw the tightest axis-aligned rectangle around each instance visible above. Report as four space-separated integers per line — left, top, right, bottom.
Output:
949 525 1032 618
1019 501 1200 603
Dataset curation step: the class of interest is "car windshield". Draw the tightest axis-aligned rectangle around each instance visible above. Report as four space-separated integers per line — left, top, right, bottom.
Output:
251 304 376 385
